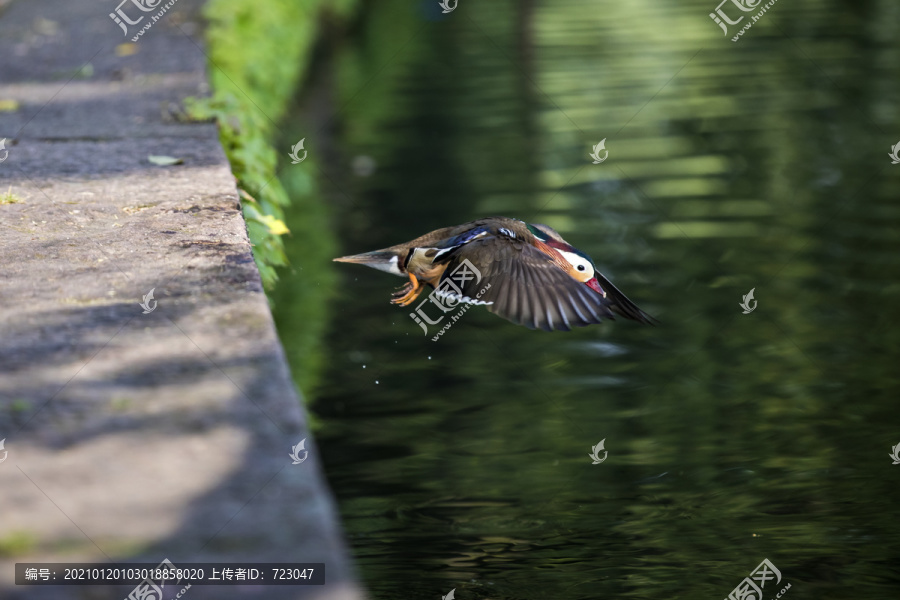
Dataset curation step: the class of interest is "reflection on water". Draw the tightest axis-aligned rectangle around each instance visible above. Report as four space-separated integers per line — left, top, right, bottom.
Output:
274 0 900 597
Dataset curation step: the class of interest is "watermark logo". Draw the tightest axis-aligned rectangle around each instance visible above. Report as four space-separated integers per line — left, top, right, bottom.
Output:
125 558 191 600
110 0 159 36
590 139 608 164
110 0 180 42
588 439 608 464
408 259 492 340
442 589 455 600
709 0 759 34
710 0 779 41
0 138 8 163
289 139 307 164
0 439 7 464
290 438 308 465
890 442 900 465
438 0 457 14
889 142 900 164
739 288 756 314
724 558 789 600
139 288 157 314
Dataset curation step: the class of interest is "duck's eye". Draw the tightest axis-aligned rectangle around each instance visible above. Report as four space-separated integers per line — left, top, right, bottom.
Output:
559 250 594 280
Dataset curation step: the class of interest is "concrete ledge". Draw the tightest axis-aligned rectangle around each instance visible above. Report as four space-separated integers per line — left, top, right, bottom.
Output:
0 0 363 598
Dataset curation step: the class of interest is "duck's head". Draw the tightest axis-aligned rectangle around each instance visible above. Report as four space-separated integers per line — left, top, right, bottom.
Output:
527 223 607 297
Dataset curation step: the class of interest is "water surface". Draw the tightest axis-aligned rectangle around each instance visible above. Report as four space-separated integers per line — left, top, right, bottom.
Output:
274 1 900 597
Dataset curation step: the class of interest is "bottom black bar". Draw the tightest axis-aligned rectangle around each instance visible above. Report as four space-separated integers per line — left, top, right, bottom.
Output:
16 563 325 585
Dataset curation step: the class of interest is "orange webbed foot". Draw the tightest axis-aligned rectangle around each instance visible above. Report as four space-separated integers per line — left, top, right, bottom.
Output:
391 273 424 306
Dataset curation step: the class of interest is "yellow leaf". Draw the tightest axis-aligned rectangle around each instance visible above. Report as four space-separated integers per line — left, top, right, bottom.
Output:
0 99 20 112
256 214 290 235
115 43 139 57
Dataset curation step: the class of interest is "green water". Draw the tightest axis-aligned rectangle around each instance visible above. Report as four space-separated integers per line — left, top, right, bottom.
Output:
273 0 900 597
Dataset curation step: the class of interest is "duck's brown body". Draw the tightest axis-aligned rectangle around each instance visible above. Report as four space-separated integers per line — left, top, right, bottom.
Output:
334 217 656 331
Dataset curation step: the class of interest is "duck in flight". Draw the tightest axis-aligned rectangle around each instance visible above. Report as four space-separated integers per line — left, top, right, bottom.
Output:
334 217 656 331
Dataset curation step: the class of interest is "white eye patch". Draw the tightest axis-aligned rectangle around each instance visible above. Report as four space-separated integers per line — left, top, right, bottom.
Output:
558 250 594 280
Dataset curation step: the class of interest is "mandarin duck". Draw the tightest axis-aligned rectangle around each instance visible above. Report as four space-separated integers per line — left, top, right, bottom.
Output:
334 217 656 331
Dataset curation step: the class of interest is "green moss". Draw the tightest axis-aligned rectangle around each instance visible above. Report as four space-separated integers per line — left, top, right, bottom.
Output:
187 0 357 289
0 532 36 557
9 399 31 413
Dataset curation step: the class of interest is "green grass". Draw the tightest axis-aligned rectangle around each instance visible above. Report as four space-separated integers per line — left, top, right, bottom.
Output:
0 186 23 204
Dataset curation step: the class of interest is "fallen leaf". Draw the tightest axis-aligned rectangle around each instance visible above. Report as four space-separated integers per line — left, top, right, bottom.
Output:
148 155 184 166
115 43 139 57
0 99 19 112
33 17 60 36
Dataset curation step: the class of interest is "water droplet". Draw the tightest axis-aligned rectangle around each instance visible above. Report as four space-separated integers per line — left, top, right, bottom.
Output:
362 365 366 369
375 380 379 384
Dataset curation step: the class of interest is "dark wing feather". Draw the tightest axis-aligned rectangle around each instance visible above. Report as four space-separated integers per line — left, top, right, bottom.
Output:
594 272 658 324
435 237 619 331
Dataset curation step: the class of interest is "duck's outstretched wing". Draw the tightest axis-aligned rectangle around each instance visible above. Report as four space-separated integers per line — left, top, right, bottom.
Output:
433 236 621 332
